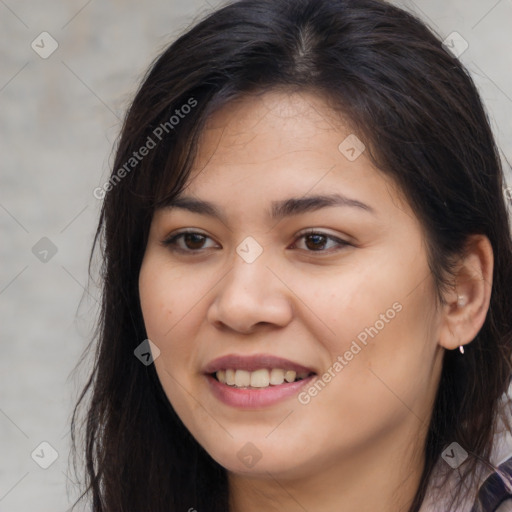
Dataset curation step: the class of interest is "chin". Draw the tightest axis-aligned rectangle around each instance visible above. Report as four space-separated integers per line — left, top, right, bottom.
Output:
202 438 314 479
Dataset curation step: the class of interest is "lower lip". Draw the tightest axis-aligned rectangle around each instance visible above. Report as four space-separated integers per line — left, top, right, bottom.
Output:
206 374 315 408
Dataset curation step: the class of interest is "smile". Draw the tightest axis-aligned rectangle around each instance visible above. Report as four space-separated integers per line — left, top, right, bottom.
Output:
203 354 317 408
214 368 313 388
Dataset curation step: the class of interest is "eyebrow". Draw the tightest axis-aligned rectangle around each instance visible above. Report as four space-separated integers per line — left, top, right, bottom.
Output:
160 193 375 223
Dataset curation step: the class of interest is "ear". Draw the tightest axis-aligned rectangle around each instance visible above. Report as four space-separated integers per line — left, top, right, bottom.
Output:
438 234 494 351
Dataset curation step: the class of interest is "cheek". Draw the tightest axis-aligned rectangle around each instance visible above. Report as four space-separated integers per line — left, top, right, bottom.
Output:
290 260 407 347
138 254 217 382
139 257 195 340
139 257 203 410
319 288 437 431
291 251 436 384
138 275 226 455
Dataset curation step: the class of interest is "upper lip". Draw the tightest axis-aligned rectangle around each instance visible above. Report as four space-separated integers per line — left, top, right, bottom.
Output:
203 354 316 374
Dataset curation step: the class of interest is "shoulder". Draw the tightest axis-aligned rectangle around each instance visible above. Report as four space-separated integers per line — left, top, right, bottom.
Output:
473 381 512 511
472 455 512 512
421 382 512 512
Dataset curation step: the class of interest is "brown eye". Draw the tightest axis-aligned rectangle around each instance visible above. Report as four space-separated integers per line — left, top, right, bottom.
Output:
304 233 328 251
182 233 207 250
161 231 219 252
292 231 350 253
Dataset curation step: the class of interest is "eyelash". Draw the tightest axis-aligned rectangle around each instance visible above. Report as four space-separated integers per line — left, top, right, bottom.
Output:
161 229 351 255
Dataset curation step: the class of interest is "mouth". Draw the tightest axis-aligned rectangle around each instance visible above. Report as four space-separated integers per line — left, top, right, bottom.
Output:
203 354 317 408
211 368 315 389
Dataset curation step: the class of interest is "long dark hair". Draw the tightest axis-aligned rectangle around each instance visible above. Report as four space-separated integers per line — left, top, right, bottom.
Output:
71 0 512 510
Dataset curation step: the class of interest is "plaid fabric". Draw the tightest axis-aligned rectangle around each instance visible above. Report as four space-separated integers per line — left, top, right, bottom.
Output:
471 457 512 512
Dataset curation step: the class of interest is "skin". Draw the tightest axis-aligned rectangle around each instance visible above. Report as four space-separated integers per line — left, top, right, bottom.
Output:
138 90 493 512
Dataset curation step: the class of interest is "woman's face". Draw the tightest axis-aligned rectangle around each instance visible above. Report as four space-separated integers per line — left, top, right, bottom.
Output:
139 91 445 480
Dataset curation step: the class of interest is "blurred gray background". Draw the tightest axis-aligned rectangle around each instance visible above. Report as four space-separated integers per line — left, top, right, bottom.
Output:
1 0 511 510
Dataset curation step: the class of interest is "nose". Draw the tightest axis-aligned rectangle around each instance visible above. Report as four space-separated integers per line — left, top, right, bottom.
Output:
206 251 294 334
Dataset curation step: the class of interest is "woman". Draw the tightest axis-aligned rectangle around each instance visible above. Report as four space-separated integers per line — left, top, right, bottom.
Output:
72 0 512 510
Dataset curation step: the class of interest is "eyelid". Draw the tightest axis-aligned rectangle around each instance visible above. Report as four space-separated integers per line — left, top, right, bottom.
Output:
294 228 349 241
162 228 210 239
160 229 220 251
161 228 352 254
290 229 352 251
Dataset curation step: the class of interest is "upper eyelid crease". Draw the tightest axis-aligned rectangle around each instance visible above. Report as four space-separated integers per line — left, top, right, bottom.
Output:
162 230 350 253
159 193 375 225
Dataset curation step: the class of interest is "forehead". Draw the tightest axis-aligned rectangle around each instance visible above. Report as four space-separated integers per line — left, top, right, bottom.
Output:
190 90 352 174
182 90 406 213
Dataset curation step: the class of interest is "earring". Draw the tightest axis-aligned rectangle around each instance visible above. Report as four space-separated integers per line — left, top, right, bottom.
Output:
457 295 467 308
457 295 466 354
457 295 468 354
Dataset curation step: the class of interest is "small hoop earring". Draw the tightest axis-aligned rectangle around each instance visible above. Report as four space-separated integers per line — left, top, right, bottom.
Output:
457 295 467 308
459 345 465 354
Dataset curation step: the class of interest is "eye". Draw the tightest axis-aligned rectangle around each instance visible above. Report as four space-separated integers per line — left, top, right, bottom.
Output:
161 230 219 252
290 230 351 252
161 229 351 254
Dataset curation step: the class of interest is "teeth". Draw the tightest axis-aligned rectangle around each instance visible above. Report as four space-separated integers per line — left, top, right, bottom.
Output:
225 369 236 386
270 368 285 385
284 370 296 383
234 370 251 387
215 368 311 388
250 369 270 388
